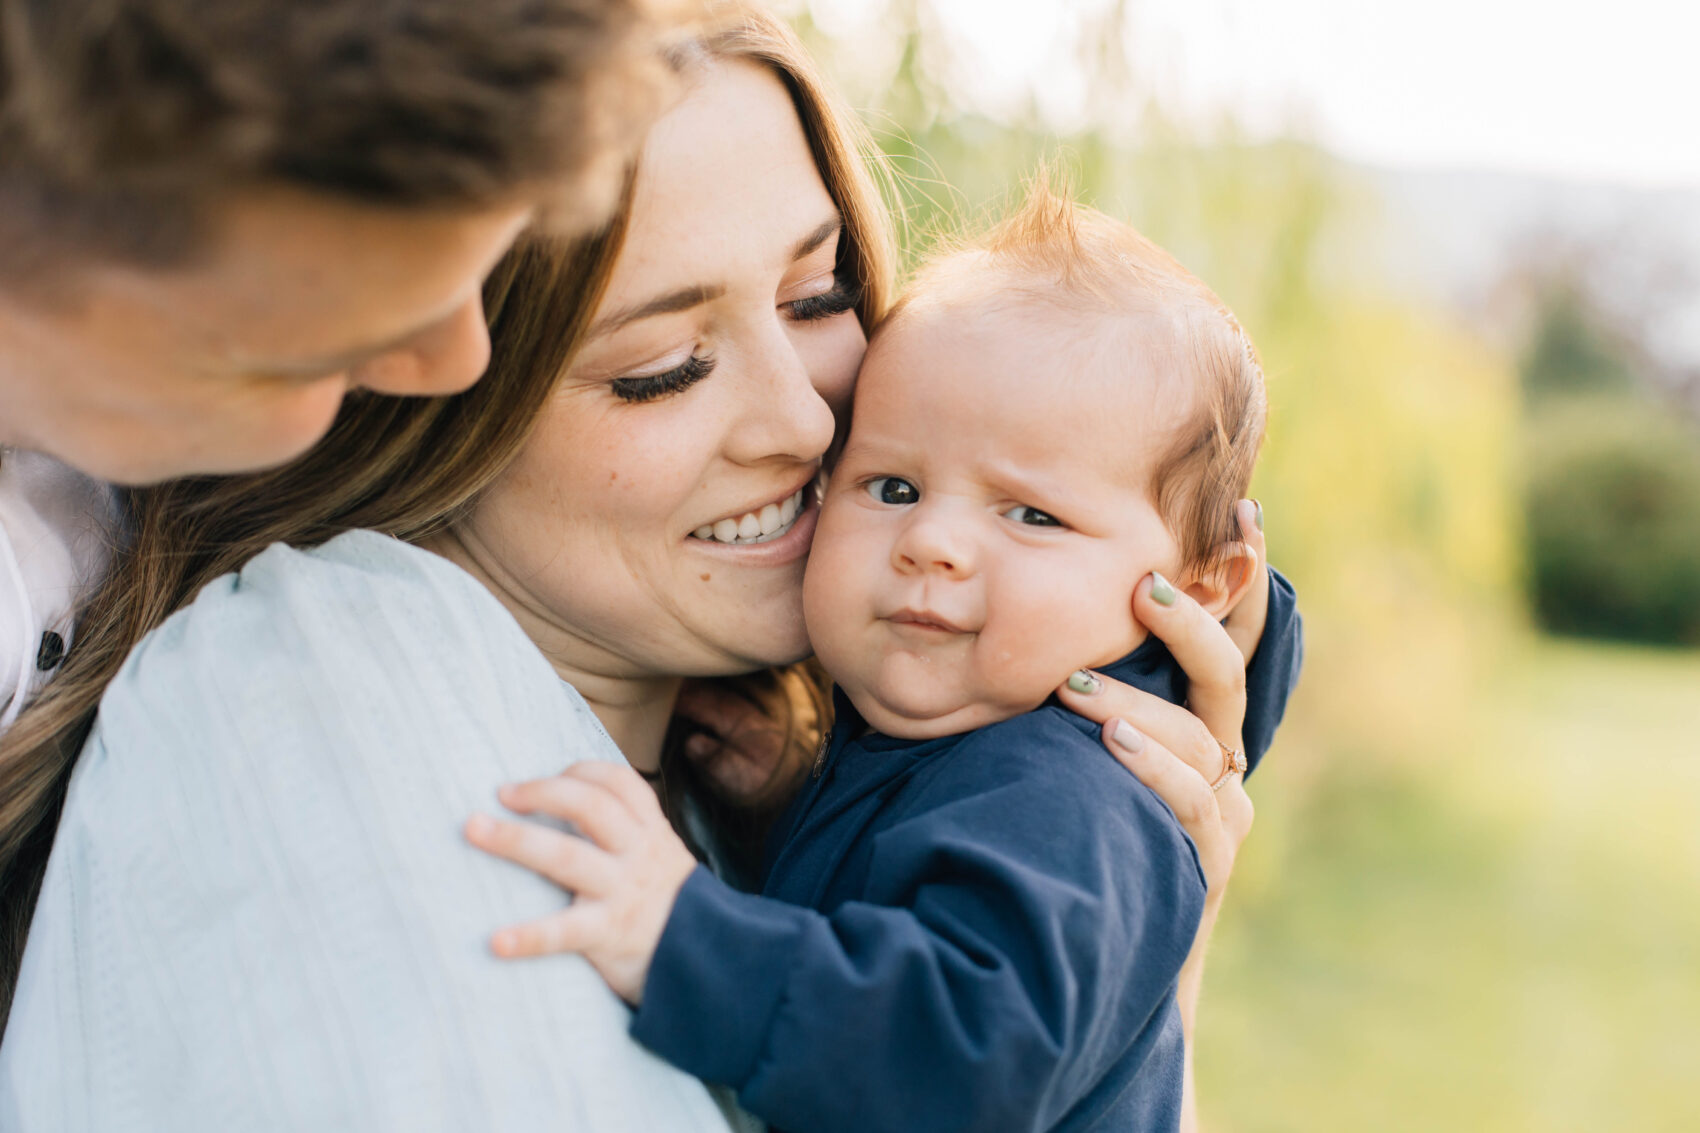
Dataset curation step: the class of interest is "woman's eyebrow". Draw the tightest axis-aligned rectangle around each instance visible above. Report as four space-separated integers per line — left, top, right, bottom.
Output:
588 283 726 338
792 216 843 262
587 216 842 339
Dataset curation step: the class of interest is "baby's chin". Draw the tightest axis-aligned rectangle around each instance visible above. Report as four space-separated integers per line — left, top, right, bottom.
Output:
845 678 1042 741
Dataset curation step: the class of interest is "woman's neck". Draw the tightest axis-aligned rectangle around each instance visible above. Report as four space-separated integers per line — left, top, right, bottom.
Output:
418 529 680 773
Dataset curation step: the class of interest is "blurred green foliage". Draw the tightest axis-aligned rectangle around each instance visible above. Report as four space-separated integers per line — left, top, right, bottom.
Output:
784 2 1700 1127
1518 285 1637 403
1516 283 1700 645
1523 397 1700 645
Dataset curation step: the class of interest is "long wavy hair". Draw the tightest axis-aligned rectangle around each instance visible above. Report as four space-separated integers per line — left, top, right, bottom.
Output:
0 3 896 1022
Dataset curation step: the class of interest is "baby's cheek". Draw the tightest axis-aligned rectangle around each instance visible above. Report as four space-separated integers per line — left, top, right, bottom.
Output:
803 508 876 653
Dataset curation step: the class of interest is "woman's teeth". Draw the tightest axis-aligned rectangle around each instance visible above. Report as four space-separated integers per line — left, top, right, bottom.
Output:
693 487 806 546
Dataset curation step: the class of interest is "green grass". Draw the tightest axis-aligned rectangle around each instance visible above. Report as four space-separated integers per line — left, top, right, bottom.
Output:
1198 638 1700 1131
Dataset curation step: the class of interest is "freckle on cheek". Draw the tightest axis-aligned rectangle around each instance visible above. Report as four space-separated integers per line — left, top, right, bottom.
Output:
700 573 711 582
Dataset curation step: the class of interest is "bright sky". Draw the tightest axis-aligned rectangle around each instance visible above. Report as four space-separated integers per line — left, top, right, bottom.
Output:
809 0 1700 190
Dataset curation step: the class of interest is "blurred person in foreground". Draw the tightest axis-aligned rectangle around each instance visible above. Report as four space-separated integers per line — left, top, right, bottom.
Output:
0 7 1272 1131
0 0 684 733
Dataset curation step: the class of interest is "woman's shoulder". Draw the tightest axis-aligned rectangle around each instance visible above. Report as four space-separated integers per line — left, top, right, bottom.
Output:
90 528 622 809
132 529 516 665
10 535 738 1129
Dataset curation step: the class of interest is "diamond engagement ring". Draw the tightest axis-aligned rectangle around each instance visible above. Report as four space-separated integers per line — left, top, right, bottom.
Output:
1209 740 1247 791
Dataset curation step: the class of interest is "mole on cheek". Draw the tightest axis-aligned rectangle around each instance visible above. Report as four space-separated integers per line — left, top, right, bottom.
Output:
700 573 711 582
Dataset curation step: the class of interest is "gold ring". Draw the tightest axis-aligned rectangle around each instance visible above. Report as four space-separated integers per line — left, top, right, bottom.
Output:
1209 740 1247 792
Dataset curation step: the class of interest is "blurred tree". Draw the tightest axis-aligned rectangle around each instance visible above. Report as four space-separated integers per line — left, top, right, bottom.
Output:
1523 398 1700 645
1519 282 1637 402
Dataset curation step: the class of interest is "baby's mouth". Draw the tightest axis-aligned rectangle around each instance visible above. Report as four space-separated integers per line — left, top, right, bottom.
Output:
886 608 971 635
690 484 811 546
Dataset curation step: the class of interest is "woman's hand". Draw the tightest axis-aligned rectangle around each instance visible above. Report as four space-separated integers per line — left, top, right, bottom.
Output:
464 762 698 1005
1053 500 1267 997
1053 500 1266 1132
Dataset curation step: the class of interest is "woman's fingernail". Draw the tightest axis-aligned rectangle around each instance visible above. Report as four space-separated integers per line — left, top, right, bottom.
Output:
1251 498 1264 532
1110 719 1145 753
1149 572 1177 607
466 814 494 839
492 930 516 956
1067 669 1102 695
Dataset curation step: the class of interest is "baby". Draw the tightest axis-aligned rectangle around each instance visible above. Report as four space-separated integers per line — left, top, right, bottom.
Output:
481 186 1302 1132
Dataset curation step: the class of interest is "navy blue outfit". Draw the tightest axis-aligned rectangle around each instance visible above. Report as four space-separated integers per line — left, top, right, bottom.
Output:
633 571 1302 1133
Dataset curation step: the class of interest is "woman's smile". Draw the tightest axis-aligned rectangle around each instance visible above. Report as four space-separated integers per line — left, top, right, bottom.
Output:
689 471 816 546
685 474 823 568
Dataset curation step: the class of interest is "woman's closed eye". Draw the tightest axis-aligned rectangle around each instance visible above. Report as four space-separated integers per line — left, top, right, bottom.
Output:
1002 504 1063 528
786 272 863 322
611 353 716 403
865 476 919 506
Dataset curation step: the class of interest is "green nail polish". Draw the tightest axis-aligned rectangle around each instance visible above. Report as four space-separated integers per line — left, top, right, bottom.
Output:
1150 572 1177 607
1067 670 1101 695
1252 498 1264 532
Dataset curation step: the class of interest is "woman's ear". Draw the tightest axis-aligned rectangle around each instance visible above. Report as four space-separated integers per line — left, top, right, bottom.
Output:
1180 541 1261 621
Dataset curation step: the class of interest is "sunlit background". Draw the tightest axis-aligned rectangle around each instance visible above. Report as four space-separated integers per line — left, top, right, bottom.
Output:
776 2 1700 1127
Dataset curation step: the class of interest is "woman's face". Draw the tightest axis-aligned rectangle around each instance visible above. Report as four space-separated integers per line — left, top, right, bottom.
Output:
454 59 867 679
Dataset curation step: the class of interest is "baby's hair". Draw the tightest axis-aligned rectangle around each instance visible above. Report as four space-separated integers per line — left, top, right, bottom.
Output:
888 169 1268 577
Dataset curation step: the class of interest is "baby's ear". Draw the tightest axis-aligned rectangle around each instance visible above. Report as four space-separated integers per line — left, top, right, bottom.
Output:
1181 541 1260 620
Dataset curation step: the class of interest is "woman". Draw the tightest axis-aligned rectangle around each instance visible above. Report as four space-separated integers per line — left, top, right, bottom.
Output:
0 9 1263 1130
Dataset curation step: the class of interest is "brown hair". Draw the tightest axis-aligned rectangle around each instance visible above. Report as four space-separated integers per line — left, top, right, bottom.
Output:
0 0 687 287
892 175 1267 575
0 3 896 1019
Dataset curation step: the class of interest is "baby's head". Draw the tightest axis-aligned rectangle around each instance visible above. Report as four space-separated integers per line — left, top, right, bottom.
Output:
803 181 1268 739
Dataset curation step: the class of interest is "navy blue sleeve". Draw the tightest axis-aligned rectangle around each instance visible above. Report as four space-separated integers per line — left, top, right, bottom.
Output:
631 742 1206 1133
1242 566 1303 775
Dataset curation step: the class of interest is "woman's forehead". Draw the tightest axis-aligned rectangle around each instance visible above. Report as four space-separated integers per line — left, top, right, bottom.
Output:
613 59 835 288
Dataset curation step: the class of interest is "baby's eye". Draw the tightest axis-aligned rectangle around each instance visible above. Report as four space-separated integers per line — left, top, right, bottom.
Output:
1002 505 1062 527
865 477 920 506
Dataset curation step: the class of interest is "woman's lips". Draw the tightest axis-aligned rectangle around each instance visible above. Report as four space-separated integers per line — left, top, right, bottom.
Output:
688 469 821 547
685 486 820 567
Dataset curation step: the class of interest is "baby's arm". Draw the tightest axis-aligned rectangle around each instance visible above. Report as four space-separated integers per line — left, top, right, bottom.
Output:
1241 565 1303 773
471 751 1206 1133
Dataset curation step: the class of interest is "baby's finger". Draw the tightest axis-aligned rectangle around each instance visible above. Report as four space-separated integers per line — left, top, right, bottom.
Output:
1057 670 1238 784
491 906 605 959
1223 499 1270 665
465 813 618 896
562 761 667 823
498 774 641 852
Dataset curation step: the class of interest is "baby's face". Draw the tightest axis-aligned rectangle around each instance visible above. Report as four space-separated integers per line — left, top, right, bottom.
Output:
803 295 1192 740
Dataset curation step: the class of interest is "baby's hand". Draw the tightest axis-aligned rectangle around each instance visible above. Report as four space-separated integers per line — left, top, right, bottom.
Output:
464 762 697 1005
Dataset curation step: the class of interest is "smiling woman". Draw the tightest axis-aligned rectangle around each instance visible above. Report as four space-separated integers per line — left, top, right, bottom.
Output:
0 8 899 1126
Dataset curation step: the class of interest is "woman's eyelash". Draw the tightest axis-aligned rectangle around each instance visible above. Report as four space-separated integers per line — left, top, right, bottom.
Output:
610 353 716 403
788 273 863 322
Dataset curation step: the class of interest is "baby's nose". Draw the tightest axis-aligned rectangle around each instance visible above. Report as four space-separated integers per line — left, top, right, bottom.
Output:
892 515 976 578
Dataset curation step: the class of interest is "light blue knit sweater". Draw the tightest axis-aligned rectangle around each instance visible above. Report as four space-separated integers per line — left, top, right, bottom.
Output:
0 531 744 1132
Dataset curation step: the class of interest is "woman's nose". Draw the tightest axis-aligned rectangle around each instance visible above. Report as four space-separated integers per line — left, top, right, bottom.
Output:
724 323 837 465
892 510 977 579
